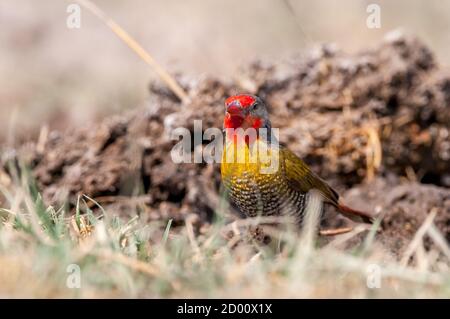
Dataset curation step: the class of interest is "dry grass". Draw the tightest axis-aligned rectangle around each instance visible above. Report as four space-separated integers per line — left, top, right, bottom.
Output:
75 0 189 104
0 166 448 298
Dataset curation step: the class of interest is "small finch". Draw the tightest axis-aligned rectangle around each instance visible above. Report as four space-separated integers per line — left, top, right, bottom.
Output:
221 94 374 232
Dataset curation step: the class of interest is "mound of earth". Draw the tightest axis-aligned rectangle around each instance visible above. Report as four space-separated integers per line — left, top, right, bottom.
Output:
1 31 449 258
344 178 449 257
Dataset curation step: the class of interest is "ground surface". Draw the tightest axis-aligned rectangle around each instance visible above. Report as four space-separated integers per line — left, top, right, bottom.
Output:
7 32 449 252
0 32 449 298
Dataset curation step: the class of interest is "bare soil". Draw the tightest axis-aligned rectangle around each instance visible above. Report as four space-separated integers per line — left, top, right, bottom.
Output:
2 31 449 259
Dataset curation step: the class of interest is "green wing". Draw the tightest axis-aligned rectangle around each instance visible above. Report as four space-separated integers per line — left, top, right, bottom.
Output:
281 147 340 206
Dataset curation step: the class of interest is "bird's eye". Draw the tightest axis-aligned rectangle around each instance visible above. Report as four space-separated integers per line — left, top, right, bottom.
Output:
252 102 259 110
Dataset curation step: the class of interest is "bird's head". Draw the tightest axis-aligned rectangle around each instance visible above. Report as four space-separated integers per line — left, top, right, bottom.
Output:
223 94 271 132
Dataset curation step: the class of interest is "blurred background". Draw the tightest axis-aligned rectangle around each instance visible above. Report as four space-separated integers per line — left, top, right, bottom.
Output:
1 0 449 143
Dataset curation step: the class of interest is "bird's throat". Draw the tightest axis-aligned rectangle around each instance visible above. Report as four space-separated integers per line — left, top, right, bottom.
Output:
223 114 245 130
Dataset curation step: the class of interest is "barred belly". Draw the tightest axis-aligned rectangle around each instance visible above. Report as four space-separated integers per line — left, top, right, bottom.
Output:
223 170 309 224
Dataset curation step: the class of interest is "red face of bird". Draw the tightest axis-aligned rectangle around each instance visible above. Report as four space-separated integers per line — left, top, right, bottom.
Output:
223 94 270 132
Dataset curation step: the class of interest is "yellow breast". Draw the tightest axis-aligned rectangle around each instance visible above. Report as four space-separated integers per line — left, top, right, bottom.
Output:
220 139 309 219
221 139 281 179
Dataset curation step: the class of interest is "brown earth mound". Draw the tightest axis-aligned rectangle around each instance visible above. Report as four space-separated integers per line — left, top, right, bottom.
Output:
344 178 449 256
2 31 449 257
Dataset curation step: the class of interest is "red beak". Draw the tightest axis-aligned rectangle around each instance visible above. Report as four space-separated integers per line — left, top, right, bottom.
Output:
226 103 244 117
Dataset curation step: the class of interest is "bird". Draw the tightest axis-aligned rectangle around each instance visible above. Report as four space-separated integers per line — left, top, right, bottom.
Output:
220 94 374 233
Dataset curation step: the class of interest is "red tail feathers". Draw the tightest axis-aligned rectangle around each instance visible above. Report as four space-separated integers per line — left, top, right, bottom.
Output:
337 203 374 224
